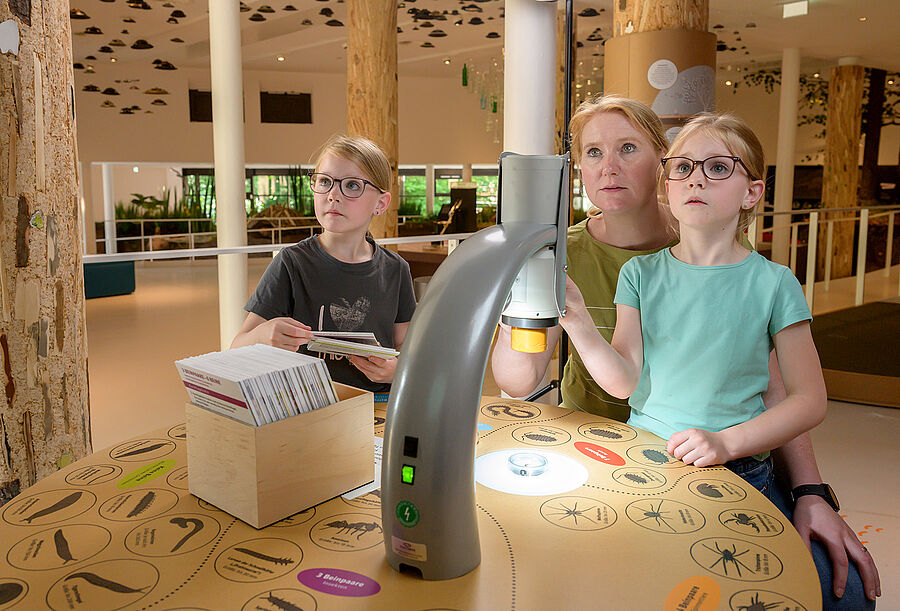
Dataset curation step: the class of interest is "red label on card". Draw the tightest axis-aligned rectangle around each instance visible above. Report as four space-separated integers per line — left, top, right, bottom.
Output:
574 442 625 466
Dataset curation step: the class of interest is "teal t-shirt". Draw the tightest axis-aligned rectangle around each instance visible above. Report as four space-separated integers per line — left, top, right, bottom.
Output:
614 248 811 441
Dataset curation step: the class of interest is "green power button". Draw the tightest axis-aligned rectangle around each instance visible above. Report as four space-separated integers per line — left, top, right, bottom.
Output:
396 500 420 527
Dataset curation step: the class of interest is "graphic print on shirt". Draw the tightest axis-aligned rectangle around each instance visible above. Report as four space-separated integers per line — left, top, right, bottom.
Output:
329 297 371 331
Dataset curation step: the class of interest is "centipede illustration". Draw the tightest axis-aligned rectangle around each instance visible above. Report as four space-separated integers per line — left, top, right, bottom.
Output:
259 592 304 611
126 491 156 518
54 529 76 564
22 491 83 523
588 428 623 439
0 582 24 604
523 433 557 442
641 448 671 464
113 442 169 459
623 473 649 484
234 547 294 566
64 571 149 594
169 517 204 552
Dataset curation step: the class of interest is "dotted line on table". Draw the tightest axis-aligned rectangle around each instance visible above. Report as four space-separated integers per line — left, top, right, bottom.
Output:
139 517 237 610
477 504 516 611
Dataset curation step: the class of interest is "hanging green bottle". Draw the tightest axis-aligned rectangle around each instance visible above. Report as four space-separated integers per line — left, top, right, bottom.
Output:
491 97 497 113
462 63 468 87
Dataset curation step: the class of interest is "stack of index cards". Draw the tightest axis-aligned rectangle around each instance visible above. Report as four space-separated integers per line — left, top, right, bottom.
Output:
175 344 338 426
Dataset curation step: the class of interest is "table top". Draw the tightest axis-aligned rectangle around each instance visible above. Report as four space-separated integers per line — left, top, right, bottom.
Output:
0 397 821 610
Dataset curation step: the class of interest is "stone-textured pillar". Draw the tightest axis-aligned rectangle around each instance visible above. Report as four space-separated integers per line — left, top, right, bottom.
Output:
772 48 801 266
819 62 865 279
0 0 91 496
604 0 713 137
209 0 249 350
347 0 398 240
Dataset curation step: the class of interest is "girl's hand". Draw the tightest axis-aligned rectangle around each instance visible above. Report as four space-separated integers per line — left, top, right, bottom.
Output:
667 429 732 467
560 275 589 331
349 355 397 383
254 317 312 351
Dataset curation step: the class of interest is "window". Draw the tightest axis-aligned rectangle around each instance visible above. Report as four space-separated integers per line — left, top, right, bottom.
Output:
260 92 312 124
188 89 212 123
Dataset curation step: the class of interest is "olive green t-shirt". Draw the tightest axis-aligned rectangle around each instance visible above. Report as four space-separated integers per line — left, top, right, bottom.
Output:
561 219 676 421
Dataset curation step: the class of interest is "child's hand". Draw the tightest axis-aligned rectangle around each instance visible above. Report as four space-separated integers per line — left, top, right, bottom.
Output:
254 317 312 351
559 275 589 331
667 429 731 467
349 355 397 384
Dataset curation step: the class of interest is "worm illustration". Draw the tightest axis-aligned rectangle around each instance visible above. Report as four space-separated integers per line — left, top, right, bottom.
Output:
234 547 294 566
126 491 156 518
54 529 76 564
113 442 169 459
169 517 204 552
64 572 149 594
22 491 83 523
260 592 304 611
0 582 24 604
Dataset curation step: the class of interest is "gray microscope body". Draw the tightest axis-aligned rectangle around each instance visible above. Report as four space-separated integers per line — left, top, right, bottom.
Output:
381 152 569 580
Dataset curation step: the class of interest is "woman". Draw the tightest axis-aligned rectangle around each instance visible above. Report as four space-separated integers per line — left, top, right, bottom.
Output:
491 95 880 609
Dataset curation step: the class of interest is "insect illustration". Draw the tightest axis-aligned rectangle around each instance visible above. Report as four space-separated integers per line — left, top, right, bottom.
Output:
64 572 150 594
0 582 24 604
234 547 294 566
696 483 723 498
54 529 76 564
635 501 676 532
169 517 205 552
485 404 534 419
374 416 386 426
126 491 156 518
22 491 83 523
259 591 304 611
113 442 170 459
523 433 556 442
703 542 755 577
735 592 782 611
641 448 671 464
324 520 382 539
544 501 596 526
723 512 761 533
623 472 648 484
588 428 623 439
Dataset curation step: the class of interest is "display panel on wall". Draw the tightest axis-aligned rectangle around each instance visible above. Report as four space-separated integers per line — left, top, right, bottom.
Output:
260 92 312 124
188 89 212 123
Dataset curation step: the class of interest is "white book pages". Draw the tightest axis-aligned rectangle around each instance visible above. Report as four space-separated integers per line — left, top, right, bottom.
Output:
306 337 399 359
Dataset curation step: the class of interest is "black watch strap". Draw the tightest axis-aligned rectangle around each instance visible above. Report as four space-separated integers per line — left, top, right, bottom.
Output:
791 483 840 511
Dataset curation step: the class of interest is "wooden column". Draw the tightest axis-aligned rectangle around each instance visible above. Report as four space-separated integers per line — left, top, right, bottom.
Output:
347 0 398 240
0 0 91 498
613 0 708 34
818 64 865 279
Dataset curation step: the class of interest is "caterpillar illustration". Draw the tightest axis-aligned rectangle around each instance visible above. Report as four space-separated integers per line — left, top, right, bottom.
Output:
623 473 649 484
64 572 149 594
54 529 76 564
234 547 294 566
589 428 623 439
523 433 556 442
126 491 156 518
113 442 169 459
169 517 204 552
0 582 24 605
641 449 671 464
22 491 83 523
260 592 304 611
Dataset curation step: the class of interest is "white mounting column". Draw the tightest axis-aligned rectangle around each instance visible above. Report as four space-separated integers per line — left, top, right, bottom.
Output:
772 47 800 265
209 0 249 350
503 0 557 154
101 163 117 254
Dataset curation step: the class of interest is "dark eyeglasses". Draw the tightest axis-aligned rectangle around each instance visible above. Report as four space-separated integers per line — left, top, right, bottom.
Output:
308 172 384 199
660 156 753 181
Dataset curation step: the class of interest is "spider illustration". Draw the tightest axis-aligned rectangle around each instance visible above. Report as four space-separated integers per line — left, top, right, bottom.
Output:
545 501 597 526
723 512 761 533
735 592 782 611
704 541 755 577
635 501 676 532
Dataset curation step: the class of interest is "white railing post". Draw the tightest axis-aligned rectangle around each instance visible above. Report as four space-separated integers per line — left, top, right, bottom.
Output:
789 224 798 274
886 211 894 277
804 212 818 309
824 220 834 291
855 208 868 305
140 219 145 252
747 215 758 251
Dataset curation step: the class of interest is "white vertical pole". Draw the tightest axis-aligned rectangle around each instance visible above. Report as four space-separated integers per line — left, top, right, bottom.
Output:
425 164 435 216
747 215 758 251
804 212 818 309
885 211 894 277
209 0 249 350
101 163 117 254
855 208 868 305
789 224 798 274
824 220 834 291
503 0 556 154
772 47 800 266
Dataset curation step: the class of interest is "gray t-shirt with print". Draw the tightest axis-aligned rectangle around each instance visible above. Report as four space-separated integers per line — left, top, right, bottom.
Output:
245 235 416 392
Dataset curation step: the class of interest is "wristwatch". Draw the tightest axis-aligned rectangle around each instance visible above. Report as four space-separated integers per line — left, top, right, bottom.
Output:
791 483 840 511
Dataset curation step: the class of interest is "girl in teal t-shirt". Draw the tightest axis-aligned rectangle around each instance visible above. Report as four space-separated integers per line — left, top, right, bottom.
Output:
560 113 827 494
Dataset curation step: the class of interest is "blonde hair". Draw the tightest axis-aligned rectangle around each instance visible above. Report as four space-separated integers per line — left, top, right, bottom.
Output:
665 113 765 240
568 95 669 217
314 134 392 193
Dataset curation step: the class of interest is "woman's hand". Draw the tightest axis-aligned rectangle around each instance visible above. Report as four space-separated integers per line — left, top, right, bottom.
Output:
667 428 732 467
560 275 589 332
348 355 397 383
252 317 312 351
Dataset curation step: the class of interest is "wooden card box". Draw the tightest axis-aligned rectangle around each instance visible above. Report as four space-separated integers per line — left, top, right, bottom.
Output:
186 383 374 529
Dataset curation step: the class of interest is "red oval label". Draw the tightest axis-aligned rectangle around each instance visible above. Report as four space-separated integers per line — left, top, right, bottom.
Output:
574 442 625 466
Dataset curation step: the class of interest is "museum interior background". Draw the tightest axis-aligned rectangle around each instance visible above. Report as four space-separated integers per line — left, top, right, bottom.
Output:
0 0 898 605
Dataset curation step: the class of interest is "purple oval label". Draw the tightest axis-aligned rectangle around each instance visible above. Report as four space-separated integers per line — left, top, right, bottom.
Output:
298 568 381 597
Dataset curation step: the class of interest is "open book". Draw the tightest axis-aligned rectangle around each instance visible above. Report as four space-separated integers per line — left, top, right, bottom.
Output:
306 331 400 359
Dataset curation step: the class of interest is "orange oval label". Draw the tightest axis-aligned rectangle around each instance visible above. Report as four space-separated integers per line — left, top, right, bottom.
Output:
663 576 721 611
574 442 625 466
